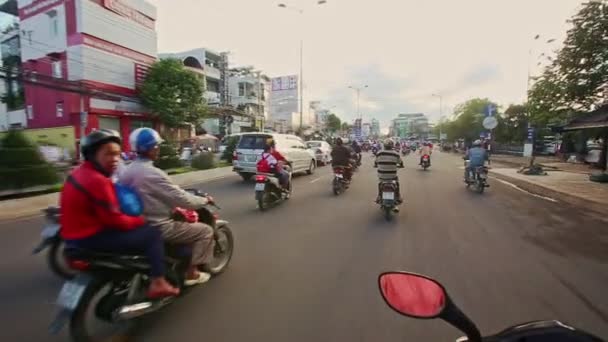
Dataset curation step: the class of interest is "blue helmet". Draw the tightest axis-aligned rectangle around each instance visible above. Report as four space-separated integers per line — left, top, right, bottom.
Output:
130 127 163 153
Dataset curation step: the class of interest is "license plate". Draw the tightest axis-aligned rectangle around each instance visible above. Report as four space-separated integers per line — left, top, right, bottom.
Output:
335 174 343 178
255 183 265 191
479 173 487 179
57 280 86 310
246 155 257 162
41 224 60 239
382 192 395 200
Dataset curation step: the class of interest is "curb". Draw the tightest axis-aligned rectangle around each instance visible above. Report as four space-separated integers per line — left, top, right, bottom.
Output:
489 170 606 217
0 167 235 222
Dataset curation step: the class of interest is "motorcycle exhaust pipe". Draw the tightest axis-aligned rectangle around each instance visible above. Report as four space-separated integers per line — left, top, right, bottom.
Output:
115 301 166 320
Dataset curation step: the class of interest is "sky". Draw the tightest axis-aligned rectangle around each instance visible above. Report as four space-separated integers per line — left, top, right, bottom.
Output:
4 0 586 129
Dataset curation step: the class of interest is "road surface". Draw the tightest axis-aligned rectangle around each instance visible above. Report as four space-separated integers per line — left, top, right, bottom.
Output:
0 151 606 341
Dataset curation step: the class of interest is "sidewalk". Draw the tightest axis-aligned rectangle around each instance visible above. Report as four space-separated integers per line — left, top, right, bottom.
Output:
491 154 594 174
0 166 234 222
490 167 608 215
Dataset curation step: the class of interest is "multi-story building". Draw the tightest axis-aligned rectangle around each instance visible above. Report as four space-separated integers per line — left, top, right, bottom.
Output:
228 67 270 131
16 0 158 152
159 48 226 107
391 113 429 138
371 118 380 137
0 20 26 131
268 74 313 132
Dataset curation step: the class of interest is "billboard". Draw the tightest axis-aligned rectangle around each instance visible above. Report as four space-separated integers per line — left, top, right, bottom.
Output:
270 75 299 127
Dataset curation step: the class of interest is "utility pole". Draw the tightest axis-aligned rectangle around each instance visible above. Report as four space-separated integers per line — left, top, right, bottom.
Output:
349 85 368 120
432 93 443 141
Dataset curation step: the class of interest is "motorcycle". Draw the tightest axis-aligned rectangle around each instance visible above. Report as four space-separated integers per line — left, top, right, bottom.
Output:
378 271 602 342
378 180 399 221
465 160 490 194
401 148 410 157
371 146 379 156
255 165 292 211
48 191 234 342
332 166 350 195
32 206 77 279
421 154 431 170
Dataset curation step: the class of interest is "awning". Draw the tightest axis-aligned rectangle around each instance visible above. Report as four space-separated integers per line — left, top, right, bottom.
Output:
558 104 608 132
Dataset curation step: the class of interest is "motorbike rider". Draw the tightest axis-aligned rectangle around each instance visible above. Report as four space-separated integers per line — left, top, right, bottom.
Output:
464 139 489 182
374 139 404 210
120 128 215 286
60 129 180 299
331 138 353 181
351 140 362 159
257 138 290 190
419 142 432 166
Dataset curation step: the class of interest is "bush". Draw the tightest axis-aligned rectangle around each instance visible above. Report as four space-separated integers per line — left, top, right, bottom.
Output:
191 151 216 170
221 136 239 162
0 130 59 190
154 141 183 170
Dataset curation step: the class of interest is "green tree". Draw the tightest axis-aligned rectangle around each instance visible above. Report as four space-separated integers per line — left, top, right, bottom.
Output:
442 98 498 143
0 130 59 190
494 104 528 143
140 58 207 128
529 0 608 122
325 113 341 133
191 151 216 170
153 141 183 170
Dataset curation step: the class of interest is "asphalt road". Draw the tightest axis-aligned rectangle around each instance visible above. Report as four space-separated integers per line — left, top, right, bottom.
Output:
0 151 607 342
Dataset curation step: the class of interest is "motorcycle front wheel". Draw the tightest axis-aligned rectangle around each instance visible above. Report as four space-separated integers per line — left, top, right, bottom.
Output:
202 225 234 275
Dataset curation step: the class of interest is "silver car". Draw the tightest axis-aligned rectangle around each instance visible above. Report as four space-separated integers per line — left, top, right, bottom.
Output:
306 140 332 166
232 133 317 181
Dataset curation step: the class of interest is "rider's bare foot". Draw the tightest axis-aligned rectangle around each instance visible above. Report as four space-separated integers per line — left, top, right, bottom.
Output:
147 278 180 299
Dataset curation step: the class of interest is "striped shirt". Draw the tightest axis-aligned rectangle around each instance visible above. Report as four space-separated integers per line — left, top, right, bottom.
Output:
375 150 402 180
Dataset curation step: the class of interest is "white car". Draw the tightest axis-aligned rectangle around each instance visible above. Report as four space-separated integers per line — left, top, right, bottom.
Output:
232 133 317 181
306 140 332 166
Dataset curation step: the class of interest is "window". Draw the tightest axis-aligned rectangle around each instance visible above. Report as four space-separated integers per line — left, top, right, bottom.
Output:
56 102 63 117
47 10 59 37
207 79 220 93
238 82 245 96
52 61 62 78
237 134 271 149
27 104 33 119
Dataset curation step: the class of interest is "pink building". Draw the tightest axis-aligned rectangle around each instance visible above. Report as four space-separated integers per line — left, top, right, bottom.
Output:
17 0 157 151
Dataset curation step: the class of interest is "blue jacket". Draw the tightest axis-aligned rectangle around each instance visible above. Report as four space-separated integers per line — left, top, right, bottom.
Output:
466 147 488 167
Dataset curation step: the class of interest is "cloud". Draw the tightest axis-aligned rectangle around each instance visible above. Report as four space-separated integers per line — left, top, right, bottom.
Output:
440 64 502 97
321 64 438 129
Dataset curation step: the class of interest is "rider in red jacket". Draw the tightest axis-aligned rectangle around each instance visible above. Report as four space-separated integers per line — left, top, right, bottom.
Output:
60 129 179 299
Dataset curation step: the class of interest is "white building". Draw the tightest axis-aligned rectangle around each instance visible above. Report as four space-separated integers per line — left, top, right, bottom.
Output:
228 67 270 131
268 75 313 131
159 48 226 106
0 22 26 131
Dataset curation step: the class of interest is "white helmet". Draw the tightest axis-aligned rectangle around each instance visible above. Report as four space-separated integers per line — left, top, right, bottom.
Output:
473 139 482 147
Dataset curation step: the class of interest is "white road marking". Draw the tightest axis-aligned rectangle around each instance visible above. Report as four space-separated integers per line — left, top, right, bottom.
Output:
310 177 323 183
491 177 558 203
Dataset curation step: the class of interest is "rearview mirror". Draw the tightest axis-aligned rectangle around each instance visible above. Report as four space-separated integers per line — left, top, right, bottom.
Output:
378 272 447 318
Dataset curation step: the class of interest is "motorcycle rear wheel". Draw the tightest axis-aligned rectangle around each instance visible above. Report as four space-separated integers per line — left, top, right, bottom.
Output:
48 239 77 280
383 207 393 221
70 279 136 342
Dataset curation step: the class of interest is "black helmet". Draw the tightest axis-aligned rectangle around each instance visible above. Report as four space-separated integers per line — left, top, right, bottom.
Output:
81 129 122 161
336 137 343 146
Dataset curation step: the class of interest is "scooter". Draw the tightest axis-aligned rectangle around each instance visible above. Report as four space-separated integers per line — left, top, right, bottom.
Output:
255 165 292 211
48 192 233 342
421 154 431 170
32 206 77 279
378 271 603 342
332 166 351 195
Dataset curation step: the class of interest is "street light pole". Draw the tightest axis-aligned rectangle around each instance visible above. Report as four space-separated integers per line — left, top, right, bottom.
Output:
349 85 368 120
432 93 443 140
278 1 327 134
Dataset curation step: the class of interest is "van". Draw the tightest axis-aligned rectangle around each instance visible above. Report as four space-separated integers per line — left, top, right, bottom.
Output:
232 133 317 181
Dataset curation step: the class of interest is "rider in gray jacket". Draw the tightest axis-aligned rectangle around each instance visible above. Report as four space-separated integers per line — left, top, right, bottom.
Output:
120 128 214 286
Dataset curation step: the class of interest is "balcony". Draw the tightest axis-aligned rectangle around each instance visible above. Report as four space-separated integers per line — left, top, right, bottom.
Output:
204 65 221 81
204 91 221 105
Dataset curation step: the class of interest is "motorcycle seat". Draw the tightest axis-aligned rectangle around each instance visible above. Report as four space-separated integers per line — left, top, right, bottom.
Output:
44 206 61 215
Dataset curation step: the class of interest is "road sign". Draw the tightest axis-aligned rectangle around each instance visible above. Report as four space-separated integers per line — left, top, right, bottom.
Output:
483 116 498 130
527 127 535 141
80 111 88 128
485 104 497 117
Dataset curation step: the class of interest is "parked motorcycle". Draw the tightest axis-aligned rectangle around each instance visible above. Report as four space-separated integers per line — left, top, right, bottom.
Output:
465 161 490 194
32 206 77 279
378 271 602 342
332 166 350 195
255 166 292 211
48 193 233 342
421 154 431 170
